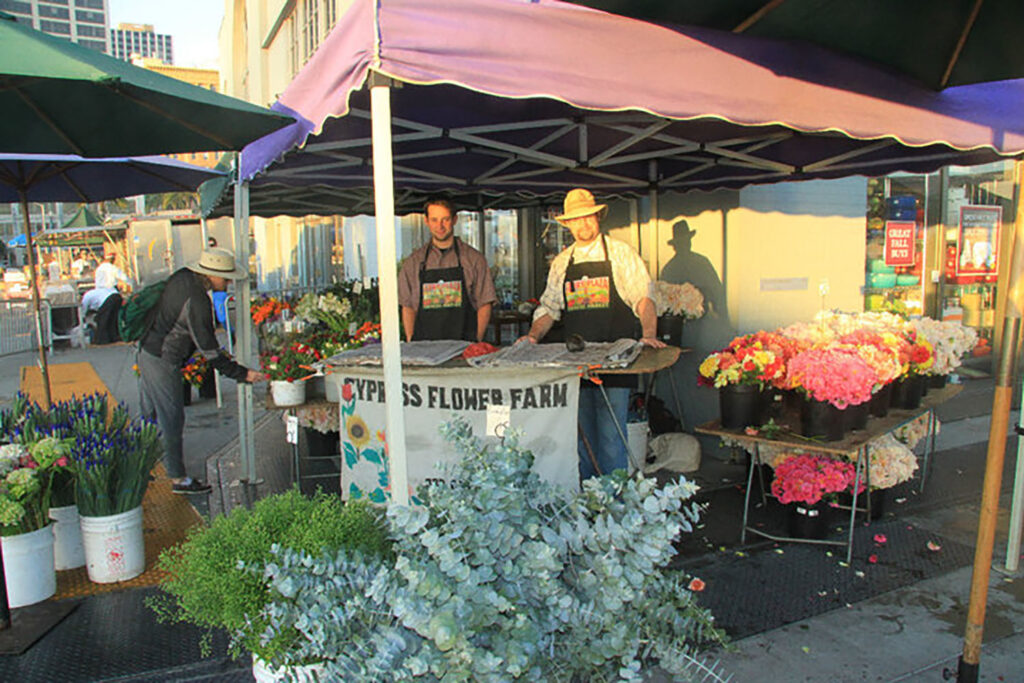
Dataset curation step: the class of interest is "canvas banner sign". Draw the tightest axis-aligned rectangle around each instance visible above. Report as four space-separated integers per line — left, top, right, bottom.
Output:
330 366 581 502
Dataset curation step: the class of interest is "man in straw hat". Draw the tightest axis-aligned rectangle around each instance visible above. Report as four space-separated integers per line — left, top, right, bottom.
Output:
521 188 665 480
138 247 265 494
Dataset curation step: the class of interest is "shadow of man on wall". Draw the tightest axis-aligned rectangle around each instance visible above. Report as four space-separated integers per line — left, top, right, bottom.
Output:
656 219 737 433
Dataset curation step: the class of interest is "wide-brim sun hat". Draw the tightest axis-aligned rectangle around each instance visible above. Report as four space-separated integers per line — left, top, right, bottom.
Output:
555 188 608 223
187 247 247 280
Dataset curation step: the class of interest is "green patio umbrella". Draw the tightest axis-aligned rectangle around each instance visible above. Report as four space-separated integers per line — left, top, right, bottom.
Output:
0 11 292 156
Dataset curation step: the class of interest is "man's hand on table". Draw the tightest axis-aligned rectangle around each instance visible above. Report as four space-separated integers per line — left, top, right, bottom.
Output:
640 337 667 349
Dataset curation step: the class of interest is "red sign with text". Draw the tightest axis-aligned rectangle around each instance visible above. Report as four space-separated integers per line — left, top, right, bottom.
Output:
884 221 916 266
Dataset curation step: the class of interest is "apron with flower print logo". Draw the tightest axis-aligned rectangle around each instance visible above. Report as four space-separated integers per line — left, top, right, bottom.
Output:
562 235 637 388
414 239 475 341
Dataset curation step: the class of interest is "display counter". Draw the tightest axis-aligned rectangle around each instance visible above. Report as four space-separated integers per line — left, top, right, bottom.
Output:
696 384 961 562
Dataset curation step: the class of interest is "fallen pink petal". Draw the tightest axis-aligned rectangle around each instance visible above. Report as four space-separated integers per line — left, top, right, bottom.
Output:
868 554 878 564
927 541 942 552
873 533 888 544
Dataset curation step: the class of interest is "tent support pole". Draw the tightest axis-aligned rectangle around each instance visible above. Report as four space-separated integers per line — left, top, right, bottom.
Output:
958 161 1024 680
371 76 410 506
1005 160 1024 574
234 178 258 505
18 189 51 408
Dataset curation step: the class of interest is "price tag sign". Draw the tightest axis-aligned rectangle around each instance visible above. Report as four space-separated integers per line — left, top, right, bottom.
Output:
485 404 511 437
363 276 372 290
285 415 299 444
353 280 363 294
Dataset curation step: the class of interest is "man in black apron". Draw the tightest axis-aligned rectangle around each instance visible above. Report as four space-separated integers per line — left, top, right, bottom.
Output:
521 188 665 480
399 198 497 342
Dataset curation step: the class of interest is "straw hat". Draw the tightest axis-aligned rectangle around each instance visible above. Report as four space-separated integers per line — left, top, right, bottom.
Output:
188 247 247 280
555 188 607 223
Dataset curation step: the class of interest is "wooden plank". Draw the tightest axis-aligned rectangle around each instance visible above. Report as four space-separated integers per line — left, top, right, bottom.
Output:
19 361 112 405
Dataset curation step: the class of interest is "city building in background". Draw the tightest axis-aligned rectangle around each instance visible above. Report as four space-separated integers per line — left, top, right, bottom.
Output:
0 0 109 53
111 22 173 64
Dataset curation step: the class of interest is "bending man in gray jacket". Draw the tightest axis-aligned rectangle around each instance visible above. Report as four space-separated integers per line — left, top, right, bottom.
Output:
138 248 264 494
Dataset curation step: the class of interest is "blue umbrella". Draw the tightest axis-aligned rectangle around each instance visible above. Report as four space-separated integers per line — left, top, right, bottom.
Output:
6 233 25 247
0 153 223 408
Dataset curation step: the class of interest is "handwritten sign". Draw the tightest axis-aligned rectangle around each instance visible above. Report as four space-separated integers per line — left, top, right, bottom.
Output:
884 221 916 266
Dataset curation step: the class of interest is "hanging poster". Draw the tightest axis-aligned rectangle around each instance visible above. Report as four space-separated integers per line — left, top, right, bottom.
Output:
957 205 1002 276
883 221 916 266
330 366 581 502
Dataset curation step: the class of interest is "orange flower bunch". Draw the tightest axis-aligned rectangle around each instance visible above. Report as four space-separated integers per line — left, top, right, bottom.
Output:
181 353 209 388
251 296 290 326
350 321 382 347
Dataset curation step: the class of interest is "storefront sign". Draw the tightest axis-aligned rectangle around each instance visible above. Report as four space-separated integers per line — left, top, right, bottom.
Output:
331 366 581 502
957 205 1001 276
884 221 916 266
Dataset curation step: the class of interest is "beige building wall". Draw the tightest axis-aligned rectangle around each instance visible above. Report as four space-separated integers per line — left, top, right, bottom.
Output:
640 178 867 335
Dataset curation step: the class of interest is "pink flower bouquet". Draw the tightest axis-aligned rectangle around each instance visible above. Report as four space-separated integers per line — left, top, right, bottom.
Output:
784 344 876 408
771 453 857 506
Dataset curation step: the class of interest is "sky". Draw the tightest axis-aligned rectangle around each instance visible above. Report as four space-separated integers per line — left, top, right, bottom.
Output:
107 0 225 69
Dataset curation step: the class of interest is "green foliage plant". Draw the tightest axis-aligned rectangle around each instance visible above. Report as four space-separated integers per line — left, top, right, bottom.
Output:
255 418 729 681
149 489 391 661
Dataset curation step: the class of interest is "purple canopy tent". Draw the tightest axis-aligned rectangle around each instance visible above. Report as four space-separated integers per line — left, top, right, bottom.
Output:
221 0 1024 505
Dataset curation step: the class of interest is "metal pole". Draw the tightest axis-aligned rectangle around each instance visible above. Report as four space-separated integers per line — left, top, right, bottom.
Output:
371 75 409 506
18 190 52 407
233 176 257 502
1006 393 1024 573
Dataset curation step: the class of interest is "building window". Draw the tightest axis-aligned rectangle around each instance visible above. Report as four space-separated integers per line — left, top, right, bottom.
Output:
303 0 320 62
77 24 105 38
289 15 298 77
0 1 32 14
74 0 104 8
39 20 71 35
45 0 68 4
78 39 106 52
75 9 103 23
324 0 336 34
38 5 69 19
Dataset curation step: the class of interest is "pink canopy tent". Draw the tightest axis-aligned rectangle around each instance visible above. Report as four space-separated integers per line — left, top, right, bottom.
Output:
225 0 1024 504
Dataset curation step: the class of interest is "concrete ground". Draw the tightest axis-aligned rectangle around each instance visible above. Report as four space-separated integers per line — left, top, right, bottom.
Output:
0 341 1022 682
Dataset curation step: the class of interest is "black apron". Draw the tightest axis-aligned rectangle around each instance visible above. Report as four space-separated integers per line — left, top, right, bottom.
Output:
562 235 637 388
413 239 476 341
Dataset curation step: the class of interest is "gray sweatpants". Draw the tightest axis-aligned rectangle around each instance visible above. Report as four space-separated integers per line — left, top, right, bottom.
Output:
138 349 186 479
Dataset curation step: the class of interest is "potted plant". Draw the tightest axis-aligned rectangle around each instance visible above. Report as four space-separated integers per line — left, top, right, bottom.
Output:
149 489 391 679
651 280 704 345
770 451 858 539
251 418 730 682
67 394 163 583
0 437 73 606
893 332 934 409
698 334 785 429
261 341 322 407
784 344 876 441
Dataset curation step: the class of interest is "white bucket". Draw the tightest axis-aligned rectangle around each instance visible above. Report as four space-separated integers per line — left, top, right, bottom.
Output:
252 655 326 683
49 504 86 570
80 506 145 584
324 373 340 403
271 380 306 407
626 421 649 474
2 525 56 608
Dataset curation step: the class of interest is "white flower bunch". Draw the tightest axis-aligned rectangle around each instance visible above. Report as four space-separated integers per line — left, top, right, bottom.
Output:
0 443 27 477
911 317 978 375
893 413 940 450
652 281 705 318
294 291 353 334
868 434 919 489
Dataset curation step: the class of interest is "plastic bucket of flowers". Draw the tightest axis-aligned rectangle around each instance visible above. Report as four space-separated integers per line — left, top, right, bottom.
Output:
770 452 857 540
785 344 876 442
262 342 323 408
698 334 785 430
68 395 163 584
0 437 74 606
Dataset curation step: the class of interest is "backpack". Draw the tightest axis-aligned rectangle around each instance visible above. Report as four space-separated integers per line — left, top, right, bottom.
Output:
117 279 167 342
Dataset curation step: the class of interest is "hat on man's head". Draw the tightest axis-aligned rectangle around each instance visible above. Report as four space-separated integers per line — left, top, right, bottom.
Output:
188 247 247 280
555 188 608 223
667 220 697 246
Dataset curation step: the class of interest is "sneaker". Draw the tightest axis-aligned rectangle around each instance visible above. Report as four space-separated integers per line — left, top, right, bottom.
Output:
172 479 213 494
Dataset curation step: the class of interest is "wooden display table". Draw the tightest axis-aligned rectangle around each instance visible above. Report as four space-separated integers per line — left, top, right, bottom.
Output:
696 385 961 562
